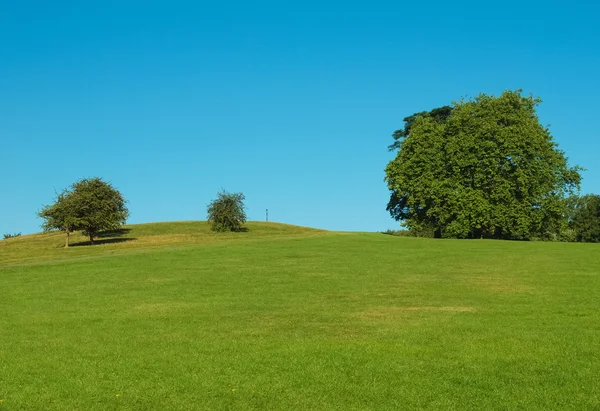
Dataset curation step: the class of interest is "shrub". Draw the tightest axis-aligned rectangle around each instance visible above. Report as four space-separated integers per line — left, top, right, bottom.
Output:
3 233 21 239
207 191 247 232
569 194 600 242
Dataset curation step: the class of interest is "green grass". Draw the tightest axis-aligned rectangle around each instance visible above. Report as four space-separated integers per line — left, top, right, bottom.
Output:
0 221 327 266
1 222 599 410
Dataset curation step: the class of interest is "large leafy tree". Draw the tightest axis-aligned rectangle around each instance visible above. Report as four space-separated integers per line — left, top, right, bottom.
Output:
207 190 247 232
38 178 129 245
385 90 581 239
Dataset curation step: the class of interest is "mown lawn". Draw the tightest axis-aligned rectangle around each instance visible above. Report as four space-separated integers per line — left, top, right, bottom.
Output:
1 223 599 410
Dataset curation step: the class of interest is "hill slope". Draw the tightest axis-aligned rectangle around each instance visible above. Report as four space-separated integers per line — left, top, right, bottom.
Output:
1 222 600 410
0 221 328 266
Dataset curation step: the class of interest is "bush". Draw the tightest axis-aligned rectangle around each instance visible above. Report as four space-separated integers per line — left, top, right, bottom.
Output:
207 191 247 232
569 194 600 242
3 232 21 239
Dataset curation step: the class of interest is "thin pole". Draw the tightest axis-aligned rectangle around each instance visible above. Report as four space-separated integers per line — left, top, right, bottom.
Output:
266 209 269 222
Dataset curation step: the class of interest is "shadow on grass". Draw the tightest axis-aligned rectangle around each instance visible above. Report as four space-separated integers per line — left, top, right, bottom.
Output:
70 228 135 247
70 238 136 247
212 227 249 233
97 228 132 238
380 230 411 237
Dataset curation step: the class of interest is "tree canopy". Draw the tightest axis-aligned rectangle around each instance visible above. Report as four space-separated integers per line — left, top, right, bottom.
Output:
207 191 247 232
385 90 581 239
38 178 129 246
569 194 600 243
38 189 79 247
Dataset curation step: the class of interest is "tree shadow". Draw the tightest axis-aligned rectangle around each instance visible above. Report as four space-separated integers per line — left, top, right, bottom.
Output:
70 237 136 247
380 229 410 237
234 227 249 232
70 228 135 247
97 228 131 238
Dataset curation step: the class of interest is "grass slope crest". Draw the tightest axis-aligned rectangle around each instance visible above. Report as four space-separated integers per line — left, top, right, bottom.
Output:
0 221 326 266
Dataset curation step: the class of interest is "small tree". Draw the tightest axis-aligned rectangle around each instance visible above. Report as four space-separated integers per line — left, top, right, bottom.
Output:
38 177 129 246
69 178 129 243
38 189 79 247
207 191 246 232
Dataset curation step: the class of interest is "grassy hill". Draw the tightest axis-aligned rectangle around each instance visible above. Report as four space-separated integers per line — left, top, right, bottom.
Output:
0 221 327 266
1 222 599 410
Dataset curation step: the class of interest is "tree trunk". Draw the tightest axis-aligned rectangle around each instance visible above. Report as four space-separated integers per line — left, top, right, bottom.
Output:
65 230 70 248
89 233 94 244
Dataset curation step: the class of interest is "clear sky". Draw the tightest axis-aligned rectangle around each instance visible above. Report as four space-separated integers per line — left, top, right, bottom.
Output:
2 0 599 234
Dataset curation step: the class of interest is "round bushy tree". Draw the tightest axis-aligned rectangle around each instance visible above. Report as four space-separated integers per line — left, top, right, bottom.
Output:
385 90 581 239
69 178 129 243
38 177 129 245
207 191 246 232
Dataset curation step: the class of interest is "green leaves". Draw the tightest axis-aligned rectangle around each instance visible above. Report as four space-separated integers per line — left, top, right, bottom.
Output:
569 194 600 242
385 90 581 240
207 191 247 232
38 178 129 245
38 189 79 233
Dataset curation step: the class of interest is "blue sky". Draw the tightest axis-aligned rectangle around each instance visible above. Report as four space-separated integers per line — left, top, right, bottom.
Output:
2 0 599 234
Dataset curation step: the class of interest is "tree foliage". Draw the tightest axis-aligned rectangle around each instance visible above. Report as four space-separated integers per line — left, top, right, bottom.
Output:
38 178 129 246
385 90 581 240
207 191 247 232
388 106 453 152
569 194 600 242
38 189 80 247
3 233 22 239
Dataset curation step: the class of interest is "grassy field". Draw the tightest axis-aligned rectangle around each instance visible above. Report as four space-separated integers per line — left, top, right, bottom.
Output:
1 222 599 410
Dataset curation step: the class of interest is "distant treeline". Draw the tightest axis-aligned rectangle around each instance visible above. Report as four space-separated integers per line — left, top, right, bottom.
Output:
3 232 22 240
